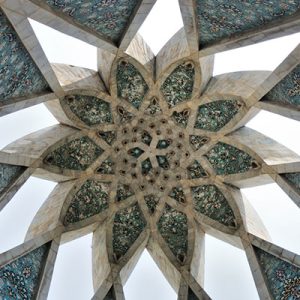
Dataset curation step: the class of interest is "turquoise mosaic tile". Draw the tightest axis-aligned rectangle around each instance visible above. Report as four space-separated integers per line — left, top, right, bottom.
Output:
172 109 190 128
189 135 209 151
64 180 109 225
98 131 117 145
97 157 115 174
141 131 152 146
116 105 134 124
254 246 300 300
196 0 300 48
205 142 256 175
144 194 159 215
145 98 162 115
117 61 148 109
192 185 236 227
113 203 146 258
45 0 140 43
44 136 103 171
64 95 113 126
0 9 50 101
116 183 134 202
128 147 144 158
187 160 209 179
194 100 241 132
161 62 195 108
0 163 26 195
0 243 50 299
141 158 152 176
263 64 300 107
157 204 188 262
156 156 170 170
169 187 186 204
156 139 172 149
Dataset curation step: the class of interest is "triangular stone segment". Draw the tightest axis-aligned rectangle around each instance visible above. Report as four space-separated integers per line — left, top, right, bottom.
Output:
0 163 26 195
263 64 300 107
97 131 117 146
104 287 116 300
63 95 113 126
254 246 300 300
172 109 190 128
157 204 188 263
0 8 51 101
205 142 258 175
43 0 140 43
188 287 200 300
117 60 149 109
187 160 209 179
192 185 237 227
189 135 209 151
161 62 195 108
113 203 146 259
196 1 300 48
97 157 115 175
144 194 159 215
116 105 135 124
64 180 109 225
194 100 242 132
0 243 50 299
44 136 103 171
282 172 300 192
116 184 134 202
145 97 162 115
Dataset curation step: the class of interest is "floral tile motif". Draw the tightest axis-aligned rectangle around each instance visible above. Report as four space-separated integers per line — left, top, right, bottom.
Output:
187 160 209 179
194 100 242 131
97 131 117 145
0 243 50 299
205 142 257 175
172 109 190 128
45 0 140 43
0 163 26 195
192 185 236 227
196 0 300 48
63 95 113 126
64 180 109 225
189 135 209 151
113 203 146 259
97 157 115 175
141 158 152 176
0 9 51 102
263 64 300 107
158 205 188 263
116 183 134 202
116 105 134 124
169 187 186 204
44 136 103 171
254 246 300 300
144 194 159 215
117 61 149 109
282 172 300 192
145 97 162 115
161 62 195 108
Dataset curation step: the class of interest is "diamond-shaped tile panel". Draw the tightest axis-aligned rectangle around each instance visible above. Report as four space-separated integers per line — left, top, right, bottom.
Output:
116 184 134 202
0 163 26 195
189 135 210 151
141 158 153 176
157 204 188 263
192 185 237 227
0 243 50 299
282 172 300 192
64 180 109 225
156 156 170 170
156 139 172 149
169 187 186 204
63 95 113 126
161 62 195 108
254 246 300 300
128 147 144 158
196 0 300 48
112 203 146 259
187 160 209 179
44 0 140 43
97 131 117 146
141 131 152 146
117 61 149 109
0 9 51 101
205 142 259 175
263 64 300 107
194 100 242 132
44 136 103 171
144 194 159 215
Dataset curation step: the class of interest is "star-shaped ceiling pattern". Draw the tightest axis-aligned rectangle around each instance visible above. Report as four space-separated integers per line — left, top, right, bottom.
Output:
0 1 300 299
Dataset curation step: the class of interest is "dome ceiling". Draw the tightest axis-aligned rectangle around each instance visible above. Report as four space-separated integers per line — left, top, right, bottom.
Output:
0 1 300 299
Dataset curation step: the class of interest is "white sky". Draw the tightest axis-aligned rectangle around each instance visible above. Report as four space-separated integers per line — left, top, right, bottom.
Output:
0 0 300 299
